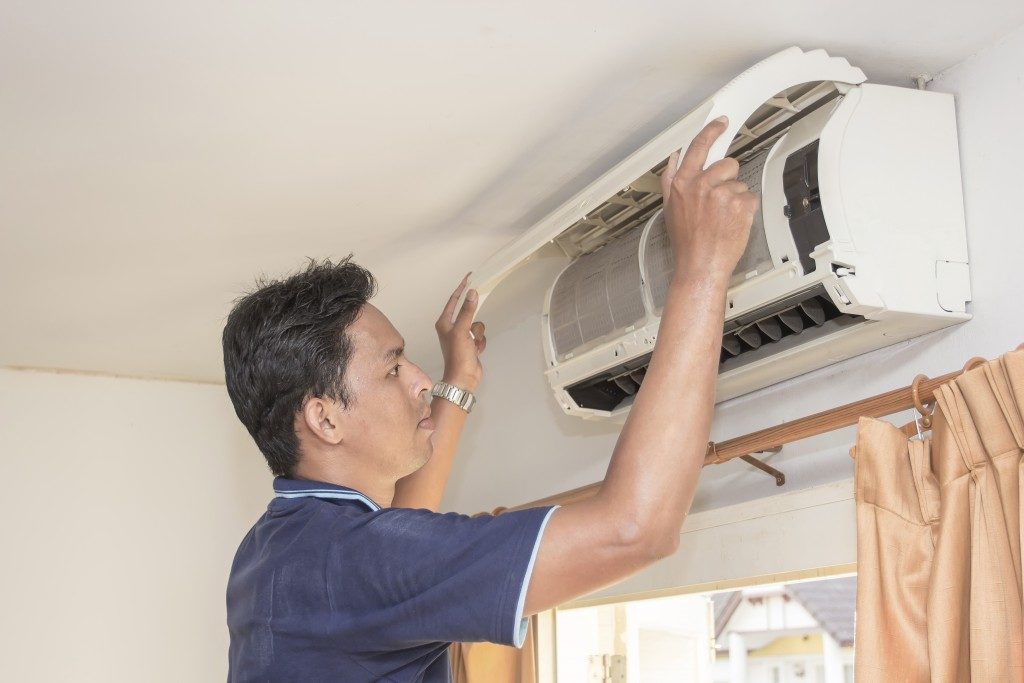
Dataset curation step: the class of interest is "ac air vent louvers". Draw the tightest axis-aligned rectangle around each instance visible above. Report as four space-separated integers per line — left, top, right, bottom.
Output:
563 285 861 412
719 293 831 364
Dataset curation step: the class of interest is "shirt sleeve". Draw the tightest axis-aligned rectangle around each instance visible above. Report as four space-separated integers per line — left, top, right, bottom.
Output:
327 504 558 651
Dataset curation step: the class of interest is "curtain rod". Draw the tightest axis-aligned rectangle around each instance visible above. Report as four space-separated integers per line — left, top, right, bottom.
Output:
506 345 1023 512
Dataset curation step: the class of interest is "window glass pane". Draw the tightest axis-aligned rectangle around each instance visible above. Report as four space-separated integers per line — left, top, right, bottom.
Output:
555 574 856 682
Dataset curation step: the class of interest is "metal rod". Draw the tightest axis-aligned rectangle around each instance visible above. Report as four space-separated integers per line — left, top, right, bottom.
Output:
506 351 1016 513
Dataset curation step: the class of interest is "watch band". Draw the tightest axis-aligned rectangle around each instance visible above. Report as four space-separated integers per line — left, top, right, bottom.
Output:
431 381 476 413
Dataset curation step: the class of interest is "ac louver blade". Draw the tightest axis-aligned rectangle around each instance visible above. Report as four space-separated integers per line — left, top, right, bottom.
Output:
612 375 639 395
722 334 743 356
737 326 763 349
779 309 804 333
800 298 826 325
755 318 783 341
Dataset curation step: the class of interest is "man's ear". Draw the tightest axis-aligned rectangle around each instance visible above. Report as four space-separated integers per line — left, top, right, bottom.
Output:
301 396 345 446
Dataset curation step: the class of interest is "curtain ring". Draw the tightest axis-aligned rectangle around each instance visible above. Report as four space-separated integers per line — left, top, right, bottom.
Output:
911 374 933 429
706 441 721 464
962 356 986 373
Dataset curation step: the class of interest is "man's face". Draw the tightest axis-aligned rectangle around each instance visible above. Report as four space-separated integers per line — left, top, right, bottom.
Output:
337 303 436 479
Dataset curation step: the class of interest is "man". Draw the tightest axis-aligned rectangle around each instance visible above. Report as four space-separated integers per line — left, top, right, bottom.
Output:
223 117 756 681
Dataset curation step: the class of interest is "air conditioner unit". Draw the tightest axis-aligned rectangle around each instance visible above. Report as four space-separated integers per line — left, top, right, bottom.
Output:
472 47 970 420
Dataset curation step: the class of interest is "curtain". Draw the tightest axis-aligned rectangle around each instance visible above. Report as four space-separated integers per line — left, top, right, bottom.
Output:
854 349 1024 681
450 506 539 683
450 617 538 683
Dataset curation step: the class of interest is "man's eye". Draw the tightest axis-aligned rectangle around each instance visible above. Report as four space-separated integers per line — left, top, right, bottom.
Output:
388 364 401 377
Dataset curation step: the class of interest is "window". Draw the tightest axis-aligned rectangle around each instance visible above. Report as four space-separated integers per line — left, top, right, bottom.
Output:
554 594 711 682
552 574 855 682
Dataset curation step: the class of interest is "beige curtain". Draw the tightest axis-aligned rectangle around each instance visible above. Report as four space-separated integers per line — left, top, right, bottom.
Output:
450 506 539 683
450 617 537 683
854 349 1024 681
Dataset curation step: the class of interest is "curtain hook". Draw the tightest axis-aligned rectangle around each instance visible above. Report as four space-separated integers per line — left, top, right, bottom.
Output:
911 374 933 429
962 356 986 373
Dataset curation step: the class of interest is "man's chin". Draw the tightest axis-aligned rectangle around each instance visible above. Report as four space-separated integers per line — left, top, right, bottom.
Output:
411 441 433 471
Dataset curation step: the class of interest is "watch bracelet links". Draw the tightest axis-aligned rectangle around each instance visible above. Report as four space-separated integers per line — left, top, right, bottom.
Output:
430 381 476 413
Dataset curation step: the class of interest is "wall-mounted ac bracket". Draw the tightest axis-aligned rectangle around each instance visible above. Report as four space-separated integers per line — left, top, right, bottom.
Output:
740 448 786 486
708 442 785 486
720 446 787 486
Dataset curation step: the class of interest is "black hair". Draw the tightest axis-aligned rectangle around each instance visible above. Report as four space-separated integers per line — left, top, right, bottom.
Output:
222 257 377 477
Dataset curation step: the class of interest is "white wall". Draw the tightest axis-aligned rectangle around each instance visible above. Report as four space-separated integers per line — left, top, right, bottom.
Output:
441 24 1024 597
0 368 269 681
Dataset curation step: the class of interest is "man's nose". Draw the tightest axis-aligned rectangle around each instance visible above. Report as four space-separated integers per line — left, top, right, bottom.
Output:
408 362 433 397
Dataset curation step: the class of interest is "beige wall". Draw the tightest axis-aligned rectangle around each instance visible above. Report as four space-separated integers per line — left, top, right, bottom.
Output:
0 368 269 681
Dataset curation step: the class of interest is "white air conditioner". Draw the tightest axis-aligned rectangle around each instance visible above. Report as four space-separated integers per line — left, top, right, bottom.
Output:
472 47 970 419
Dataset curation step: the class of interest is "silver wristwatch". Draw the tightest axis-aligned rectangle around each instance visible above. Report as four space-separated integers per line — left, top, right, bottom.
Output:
430 381 476 413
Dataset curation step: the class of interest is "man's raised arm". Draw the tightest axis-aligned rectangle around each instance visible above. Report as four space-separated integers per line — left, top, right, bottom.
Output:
524 117 758 614
393 276 486 511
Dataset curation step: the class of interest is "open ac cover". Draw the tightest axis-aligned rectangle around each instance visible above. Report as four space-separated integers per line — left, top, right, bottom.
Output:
472 47 971 420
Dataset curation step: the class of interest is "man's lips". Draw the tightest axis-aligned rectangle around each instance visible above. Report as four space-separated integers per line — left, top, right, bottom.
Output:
418 408 434 431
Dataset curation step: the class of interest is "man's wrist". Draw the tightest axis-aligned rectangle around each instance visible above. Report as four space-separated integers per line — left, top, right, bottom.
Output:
432 380 477 413
441 373 479 393
670 267 731 295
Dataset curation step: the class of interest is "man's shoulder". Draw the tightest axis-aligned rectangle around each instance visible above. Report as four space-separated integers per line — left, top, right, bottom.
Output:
231 497 369 567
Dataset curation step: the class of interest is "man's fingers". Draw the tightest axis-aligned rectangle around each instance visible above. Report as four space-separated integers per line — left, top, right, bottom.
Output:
453 288 479 331
471 321 487 354
704 157 740 186
742 192 761 213
661 150 680 196
678 116 729 179
438 273 471 329
717 180 750 195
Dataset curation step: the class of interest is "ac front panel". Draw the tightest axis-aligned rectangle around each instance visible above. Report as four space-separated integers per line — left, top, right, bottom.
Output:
470 47 867 306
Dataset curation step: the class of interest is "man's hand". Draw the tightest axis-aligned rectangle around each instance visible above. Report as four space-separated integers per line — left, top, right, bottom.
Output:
435 274 487 392
660 116 759 285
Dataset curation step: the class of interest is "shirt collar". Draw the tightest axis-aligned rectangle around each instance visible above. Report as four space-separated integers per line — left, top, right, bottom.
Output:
272 477 382 512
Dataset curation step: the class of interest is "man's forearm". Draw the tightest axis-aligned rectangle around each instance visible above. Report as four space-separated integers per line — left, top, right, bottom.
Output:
395 276 486 510
392 375 474 511
523 119 756 615
522 271 730 614
597 270 728 548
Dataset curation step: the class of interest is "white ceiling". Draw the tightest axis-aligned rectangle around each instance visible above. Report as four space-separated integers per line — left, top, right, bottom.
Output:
3 1 1023 383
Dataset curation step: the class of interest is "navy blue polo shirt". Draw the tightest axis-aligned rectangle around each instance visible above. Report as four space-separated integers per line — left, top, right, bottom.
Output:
226 477 558 682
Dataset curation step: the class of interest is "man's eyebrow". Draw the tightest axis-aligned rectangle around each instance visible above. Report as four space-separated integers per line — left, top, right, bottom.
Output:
382 344 405 365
